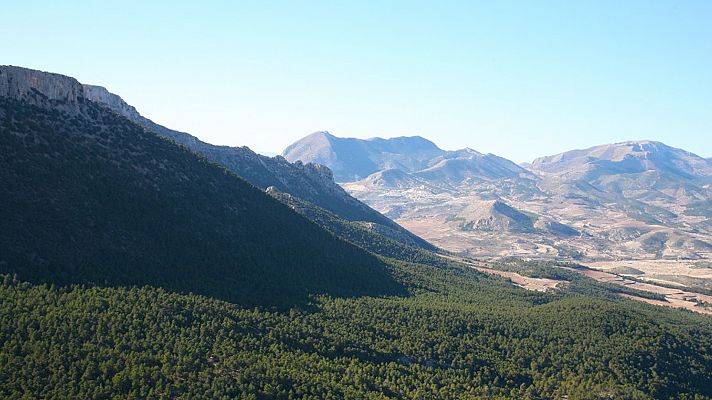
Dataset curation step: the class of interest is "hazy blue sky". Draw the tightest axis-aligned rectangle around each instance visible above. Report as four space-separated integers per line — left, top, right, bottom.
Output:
3 1 711 161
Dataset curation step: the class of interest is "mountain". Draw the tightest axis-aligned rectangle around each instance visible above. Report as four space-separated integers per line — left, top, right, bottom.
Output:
3 66 712 400
531 140 712 222
531 141 712 203
82 85 427 249
284 132 539 187
531 140 712 181
416 148 536 184
282 131 445 181
334 132 712 261
0 65 403 307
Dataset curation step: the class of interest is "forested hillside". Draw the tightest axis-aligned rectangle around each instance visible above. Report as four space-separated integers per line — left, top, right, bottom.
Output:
0 94 402 308
2 263 712 399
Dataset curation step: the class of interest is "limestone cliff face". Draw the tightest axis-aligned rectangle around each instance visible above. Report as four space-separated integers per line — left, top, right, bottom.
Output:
0 65 85 104
83 85 143 121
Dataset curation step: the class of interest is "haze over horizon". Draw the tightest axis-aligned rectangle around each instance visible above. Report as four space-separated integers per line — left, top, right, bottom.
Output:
3 1 710 162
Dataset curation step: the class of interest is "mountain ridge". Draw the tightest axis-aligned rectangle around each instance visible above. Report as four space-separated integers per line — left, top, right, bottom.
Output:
80 85 429 248
282 131 445 182
0 66 404 307
302 132 712 260
531 140 712 182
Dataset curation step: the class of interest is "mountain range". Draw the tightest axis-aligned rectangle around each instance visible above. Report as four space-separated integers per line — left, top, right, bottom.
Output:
3 65 712 399
285 133 712 261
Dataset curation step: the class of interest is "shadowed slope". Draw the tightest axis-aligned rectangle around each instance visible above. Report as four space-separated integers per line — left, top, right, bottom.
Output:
0 67 404 308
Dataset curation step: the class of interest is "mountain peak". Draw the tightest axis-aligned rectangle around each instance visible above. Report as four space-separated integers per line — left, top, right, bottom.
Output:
365 135 439 147
531 140 712 180
306 130 335 139
282 133 445 182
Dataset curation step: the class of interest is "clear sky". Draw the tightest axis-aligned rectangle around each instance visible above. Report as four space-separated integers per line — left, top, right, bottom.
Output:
2 1 711 161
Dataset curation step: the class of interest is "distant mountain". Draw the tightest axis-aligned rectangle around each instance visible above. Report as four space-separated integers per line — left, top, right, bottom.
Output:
83 85 426 248
531 140 712 207
354 169 431 190
283 132 538 187
0 66 403 307
282 131 445 182
337 133 712 261
531 140 712 183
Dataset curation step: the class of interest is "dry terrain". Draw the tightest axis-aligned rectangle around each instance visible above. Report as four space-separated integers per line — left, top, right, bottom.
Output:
562 266 712 315
447 255 712 315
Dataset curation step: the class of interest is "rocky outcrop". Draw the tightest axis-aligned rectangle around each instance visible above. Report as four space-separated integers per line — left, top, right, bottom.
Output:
83 85 143 121
0 65 85 107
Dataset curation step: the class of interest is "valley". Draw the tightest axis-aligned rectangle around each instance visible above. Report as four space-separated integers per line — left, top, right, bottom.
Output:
448 256 712 315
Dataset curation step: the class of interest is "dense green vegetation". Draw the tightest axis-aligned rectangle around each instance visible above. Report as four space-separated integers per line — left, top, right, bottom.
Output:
1 93 712 399
0 97 403 308
2 263 712 399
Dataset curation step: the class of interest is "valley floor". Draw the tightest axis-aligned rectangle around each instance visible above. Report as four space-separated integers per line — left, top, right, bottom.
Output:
451 255 712 315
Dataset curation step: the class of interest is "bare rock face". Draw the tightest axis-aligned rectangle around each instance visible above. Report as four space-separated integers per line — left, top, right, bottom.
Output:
0 65 84 104
297 161 335 185
83 85 143 121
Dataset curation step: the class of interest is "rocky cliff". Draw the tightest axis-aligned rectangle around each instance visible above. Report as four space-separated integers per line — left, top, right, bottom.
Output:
83 85 143 121
0 65 85 107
